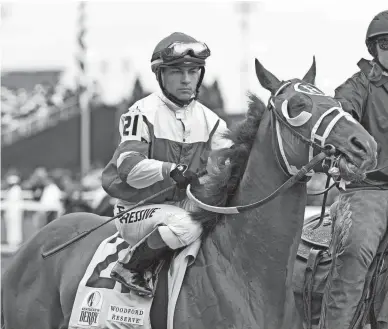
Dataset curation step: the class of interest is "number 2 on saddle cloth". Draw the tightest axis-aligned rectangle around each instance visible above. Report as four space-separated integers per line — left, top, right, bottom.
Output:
85 236 132 293
68 234 159 329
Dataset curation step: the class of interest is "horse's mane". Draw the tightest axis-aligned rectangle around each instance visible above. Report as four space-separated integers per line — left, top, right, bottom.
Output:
191 93 267 235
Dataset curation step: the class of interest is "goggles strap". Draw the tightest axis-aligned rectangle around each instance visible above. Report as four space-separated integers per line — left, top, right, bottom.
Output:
195 67 205 98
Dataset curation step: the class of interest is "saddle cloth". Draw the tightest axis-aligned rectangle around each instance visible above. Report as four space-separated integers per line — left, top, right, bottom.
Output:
68 232 201 329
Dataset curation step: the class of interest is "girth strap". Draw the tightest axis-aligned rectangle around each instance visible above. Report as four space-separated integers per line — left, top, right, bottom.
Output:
303 248 325 329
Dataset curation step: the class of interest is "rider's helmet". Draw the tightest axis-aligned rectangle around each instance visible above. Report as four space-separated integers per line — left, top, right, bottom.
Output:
366 10 388 57
150 32 211 106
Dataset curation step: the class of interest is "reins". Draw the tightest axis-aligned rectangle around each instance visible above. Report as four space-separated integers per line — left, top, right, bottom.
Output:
186 80 340 215
186 146 335 214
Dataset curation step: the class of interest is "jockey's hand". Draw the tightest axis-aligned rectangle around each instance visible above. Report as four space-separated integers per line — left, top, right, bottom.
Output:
170 164 200 189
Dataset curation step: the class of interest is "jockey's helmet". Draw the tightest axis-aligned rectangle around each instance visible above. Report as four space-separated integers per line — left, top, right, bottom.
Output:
366 10 388 57
151 32 210 73
150 32 211 106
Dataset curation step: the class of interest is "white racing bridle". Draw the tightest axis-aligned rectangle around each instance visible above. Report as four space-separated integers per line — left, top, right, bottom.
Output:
186 81 355 214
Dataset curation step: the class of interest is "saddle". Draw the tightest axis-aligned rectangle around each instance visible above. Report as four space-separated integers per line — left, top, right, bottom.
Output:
296 213 388 329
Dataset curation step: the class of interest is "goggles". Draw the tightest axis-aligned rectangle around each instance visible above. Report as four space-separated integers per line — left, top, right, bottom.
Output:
160 42 211 62
376 37 388 51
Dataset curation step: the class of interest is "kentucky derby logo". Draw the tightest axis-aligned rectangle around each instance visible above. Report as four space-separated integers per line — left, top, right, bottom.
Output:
294 82 325 96
78 290 103 327
87 291 102 308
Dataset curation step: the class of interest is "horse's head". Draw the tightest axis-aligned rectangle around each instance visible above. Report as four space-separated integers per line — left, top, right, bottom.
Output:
255 58 377 182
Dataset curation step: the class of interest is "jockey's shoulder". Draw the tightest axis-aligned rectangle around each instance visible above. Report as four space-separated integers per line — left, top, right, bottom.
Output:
356 58 388 85
123 92 224 125
119 94 163 126
191 100 227 128
194 100 219 117
124 93 160 115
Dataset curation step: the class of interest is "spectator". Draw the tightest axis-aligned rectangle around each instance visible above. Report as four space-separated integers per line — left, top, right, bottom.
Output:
63 189 92 214
4 173 23 248
91 185 114 217
29 167 63 228
39 174 63 224
29 167 49 201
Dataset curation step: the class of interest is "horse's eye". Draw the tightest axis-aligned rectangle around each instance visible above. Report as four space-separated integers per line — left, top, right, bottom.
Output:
281 93 313 127
287 94 312 117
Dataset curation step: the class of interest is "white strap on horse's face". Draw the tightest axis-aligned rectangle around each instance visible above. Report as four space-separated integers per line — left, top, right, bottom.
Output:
271 81 314 175
269 81 309 175
309 104 354 162
281 100 312 127
270 81 352 176
271 81 312 127
269 81 291 108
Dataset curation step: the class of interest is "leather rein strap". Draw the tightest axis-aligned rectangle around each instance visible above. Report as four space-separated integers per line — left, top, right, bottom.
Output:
186 143 334 214
186 81 337 214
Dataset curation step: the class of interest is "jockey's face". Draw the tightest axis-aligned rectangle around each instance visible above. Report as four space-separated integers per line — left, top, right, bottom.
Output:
377 46 388 70
376 36 388 70
161 66 201 101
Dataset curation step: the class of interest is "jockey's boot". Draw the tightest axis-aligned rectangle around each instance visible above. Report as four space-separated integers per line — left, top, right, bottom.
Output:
111 229 171 297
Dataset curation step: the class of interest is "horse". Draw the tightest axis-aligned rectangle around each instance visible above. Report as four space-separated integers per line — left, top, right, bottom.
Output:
1 58 378 329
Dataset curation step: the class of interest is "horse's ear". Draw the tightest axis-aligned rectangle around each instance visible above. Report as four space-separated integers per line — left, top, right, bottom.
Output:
302 56 316 85
255 58 281 94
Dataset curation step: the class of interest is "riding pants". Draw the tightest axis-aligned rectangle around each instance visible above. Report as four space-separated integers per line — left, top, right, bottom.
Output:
319 188 388 329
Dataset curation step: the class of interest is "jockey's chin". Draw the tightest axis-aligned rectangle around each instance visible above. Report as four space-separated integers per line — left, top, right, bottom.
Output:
338 156 367 183
175 89 194 101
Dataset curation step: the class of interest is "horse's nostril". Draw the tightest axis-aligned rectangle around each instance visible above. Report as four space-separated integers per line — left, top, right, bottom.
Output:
350 136 367 154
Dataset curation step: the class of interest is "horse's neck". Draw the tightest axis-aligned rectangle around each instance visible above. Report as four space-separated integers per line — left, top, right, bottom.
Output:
213 115 306 325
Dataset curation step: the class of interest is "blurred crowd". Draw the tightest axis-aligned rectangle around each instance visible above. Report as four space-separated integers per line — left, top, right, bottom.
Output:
1 84 76 132
1 79 104 134
1 165 110 214
1 165 115 247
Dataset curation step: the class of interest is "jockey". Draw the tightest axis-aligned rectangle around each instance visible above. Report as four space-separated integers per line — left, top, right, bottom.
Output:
101 32 232 296
319 11 388 329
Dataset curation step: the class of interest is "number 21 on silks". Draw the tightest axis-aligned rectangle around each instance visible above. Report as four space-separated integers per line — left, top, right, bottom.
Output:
122 112 143 140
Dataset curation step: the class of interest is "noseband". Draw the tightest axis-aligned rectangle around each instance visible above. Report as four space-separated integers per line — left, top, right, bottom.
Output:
186 81 344 214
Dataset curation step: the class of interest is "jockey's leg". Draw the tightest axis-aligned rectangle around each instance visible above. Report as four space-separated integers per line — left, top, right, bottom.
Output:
319 189 388 329
111 202 202 296
111 227 173 297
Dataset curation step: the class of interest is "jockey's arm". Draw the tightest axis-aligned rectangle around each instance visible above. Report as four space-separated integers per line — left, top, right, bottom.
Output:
334 71 369 122
117 109 175 189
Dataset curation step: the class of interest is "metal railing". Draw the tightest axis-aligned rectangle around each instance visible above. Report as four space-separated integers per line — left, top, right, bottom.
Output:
0 189 97 203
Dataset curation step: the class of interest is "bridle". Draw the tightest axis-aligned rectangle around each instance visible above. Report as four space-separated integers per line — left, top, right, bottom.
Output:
186 80 349 214
269 81 356 177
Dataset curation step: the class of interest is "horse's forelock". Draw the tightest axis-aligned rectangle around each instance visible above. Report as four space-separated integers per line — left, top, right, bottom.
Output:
190 93 266 235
